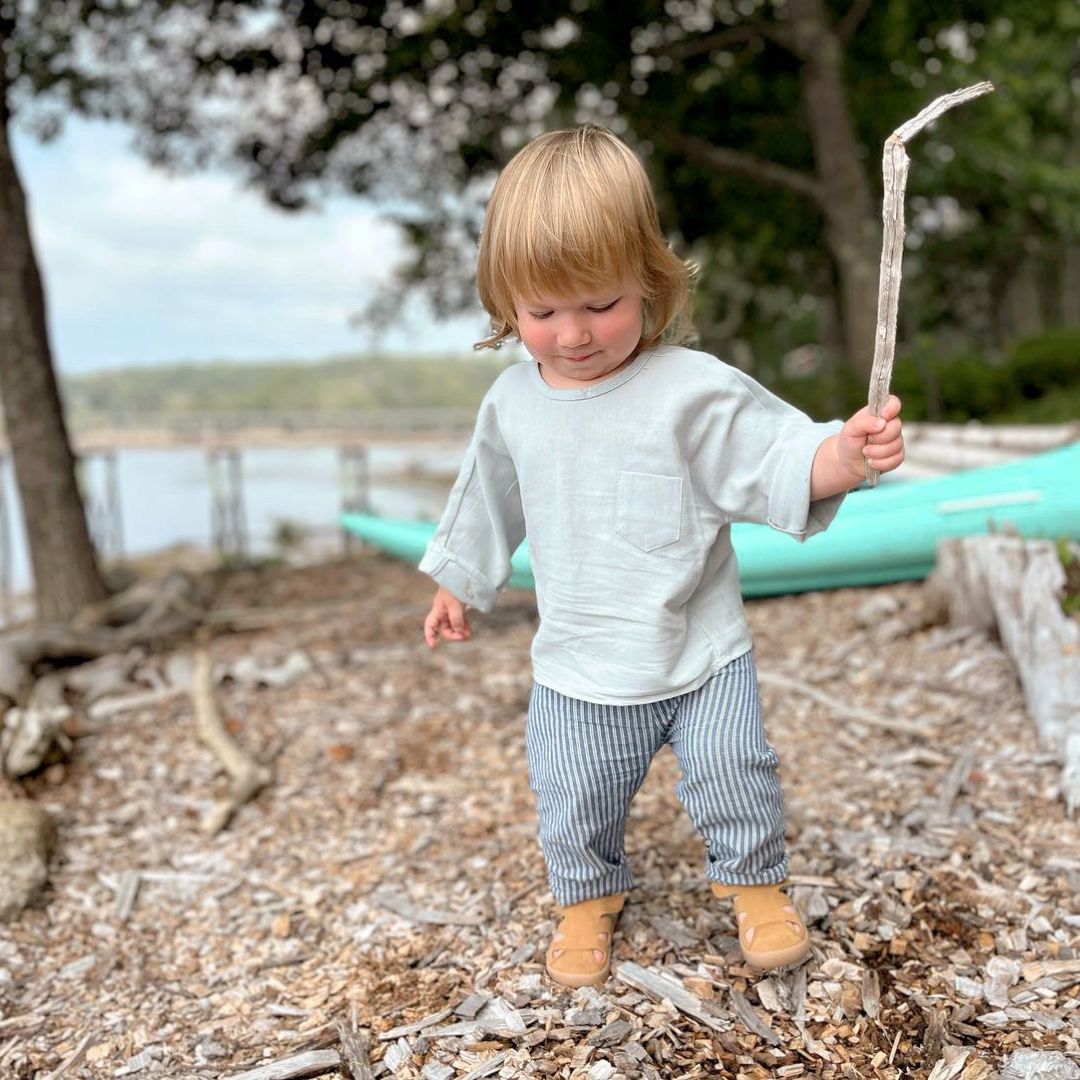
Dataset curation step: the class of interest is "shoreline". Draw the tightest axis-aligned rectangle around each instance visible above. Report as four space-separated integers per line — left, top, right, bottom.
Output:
0 524 372 629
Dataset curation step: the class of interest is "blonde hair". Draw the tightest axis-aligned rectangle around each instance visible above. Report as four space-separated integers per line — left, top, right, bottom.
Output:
475 125 695 351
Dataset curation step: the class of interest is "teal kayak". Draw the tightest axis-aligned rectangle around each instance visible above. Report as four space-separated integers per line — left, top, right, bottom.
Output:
342 441 1080 597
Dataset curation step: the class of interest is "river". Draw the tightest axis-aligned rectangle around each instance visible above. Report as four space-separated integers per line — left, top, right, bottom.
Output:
1 442 466 593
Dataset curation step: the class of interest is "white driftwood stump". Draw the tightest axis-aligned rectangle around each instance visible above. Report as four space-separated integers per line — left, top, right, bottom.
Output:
866 81 995 486
927 537 1080 813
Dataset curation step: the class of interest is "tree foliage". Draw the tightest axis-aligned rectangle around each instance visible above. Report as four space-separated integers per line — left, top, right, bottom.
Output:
897 6 1080 346
5 1 1079 365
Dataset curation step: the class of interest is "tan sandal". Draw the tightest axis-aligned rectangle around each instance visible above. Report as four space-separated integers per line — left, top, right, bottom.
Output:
545 894 625 988
711 882 810 970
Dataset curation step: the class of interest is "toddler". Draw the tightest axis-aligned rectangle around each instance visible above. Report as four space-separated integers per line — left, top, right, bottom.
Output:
420 126 904 987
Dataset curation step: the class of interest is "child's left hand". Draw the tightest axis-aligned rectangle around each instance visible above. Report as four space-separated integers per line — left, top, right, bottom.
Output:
837 394 905 481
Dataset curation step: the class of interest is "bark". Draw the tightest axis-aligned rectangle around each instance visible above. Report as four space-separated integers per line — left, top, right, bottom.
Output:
787 0 881 377
662 1 882 375
1000 254 1044 341
1064 107 1080 328
0 57 107 620
1062 242 1080 327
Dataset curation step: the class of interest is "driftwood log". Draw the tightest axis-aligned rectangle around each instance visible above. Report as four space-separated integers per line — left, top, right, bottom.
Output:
0 570 308 781
0 570 214 699
0 564 301 926
0 570 217 780
866 81 994 486
926 536 1080 812
0 799 54 920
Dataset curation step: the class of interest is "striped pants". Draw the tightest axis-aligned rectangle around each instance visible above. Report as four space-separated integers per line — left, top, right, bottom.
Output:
526 650 787 907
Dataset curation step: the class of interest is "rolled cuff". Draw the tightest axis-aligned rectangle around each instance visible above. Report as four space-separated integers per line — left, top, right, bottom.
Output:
766 419 846 541
418 541 500 613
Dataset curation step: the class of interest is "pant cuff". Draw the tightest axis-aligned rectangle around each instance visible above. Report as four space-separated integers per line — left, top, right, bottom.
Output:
706 860 789 888
549 867 634 907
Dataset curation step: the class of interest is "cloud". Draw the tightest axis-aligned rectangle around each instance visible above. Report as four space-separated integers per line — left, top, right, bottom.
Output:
14 118 488 371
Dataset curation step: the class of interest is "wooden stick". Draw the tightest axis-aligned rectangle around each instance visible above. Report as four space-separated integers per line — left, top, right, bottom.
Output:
372 885 486 927
865 81 994 486
42 1031 96 1080
756 669 934 737
192 648 273 834
613 960 730 1033
226 1050 342 1080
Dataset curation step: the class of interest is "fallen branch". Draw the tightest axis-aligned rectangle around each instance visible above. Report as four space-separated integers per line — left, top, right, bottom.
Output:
866 81 994 486
72 569 212 630
192 648 272 835
0 570 215 707
41 1029 96 1080
757 669 934 738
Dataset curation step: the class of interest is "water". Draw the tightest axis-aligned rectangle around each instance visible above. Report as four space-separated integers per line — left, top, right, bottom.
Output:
1 443 464 592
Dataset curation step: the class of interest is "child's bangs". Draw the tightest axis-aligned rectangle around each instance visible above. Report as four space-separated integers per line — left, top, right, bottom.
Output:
504 175 644 303
506 241 632 307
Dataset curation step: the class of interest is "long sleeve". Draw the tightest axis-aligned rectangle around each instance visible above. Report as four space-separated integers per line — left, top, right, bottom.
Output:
418 392 526 612
691 366 845 540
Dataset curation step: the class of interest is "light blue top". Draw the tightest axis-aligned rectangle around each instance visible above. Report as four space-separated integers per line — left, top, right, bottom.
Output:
419 345 844 704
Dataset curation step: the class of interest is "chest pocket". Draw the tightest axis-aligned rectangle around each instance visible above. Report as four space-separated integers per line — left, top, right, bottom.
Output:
616 471 683 552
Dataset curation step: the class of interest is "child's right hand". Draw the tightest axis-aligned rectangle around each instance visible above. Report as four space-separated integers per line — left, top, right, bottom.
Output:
423 587 472 648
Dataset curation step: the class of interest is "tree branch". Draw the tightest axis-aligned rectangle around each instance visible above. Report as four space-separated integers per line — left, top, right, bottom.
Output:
653 23 798 62
192 648 273 835
836 0 873 45
669 132 825 206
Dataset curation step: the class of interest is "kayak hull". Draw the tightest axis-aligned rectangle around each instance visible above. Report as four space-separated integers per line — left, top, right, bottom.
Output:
342 442 1080 597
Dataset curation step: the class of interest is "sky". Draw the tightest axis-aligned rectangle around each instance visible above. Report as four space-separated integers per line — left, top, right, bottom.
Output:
11 118 493 375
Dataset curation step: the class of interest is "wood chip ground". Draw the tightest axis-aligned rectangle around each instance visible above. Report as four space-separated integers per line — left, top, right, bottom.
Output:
2 553 1078 1079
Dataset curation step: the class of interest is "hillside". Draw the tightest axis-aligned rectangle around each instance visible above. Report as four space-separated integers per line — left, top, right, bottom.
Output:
60 353 517 423
58 346 1080 427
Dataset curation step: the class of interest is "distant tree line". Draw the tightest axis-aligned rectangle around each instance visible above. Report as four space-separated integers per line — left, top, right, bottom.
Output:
59 328 1080 430
61 355 513 423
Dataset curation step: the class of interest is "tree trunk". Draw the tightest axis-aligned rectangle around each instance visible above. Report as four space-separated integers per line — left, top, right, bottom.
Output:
1062 242 1080 327
1065 103 1080 328
1000 254 1044 342
652 1 880 378
787 0 881 376
0 75 107 620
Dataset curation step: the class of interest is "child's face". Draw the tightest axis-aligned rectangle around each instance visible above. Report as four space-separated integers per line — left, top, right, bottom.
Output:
515 278 644 387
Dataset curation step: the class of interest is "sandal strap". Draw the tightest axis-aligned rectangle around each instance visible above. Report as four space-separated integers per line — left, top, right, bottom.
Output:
552 894 625 951
711 882 797 916
711 883 806 939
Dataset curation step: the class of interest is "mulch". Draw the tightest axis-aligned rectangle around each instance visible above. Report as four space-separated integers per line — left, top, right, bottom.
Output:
2 552 1078 1079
